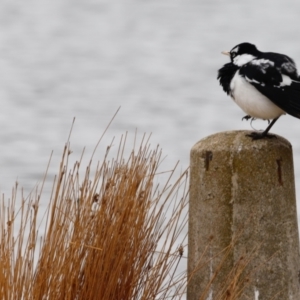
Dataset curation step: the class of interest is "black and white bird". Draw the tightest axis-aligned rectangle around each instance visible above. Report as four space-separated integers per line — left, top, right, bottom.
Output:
218 42 300 139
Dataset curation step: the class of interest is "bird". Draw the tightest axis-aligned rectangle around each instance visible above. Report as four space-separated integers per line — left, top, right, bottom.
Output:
217 42 300 139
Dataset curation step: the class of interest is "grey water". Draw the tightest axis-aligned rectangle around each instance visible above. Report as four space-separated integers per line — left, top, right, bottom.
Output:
1 0 300 297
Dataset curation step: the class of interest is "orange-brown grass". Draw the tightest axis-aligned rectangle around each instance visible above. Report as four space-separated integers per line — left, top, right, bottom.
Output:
0 131 189 299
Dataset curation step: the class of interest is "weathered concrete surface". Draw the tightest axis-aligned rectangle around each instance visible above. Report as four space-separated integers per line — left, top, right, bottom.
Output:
187 131 300 300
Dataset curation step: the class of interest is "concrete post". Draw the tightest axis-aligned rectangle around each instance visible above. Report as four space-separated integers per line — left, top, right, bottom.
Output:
187 131 300 300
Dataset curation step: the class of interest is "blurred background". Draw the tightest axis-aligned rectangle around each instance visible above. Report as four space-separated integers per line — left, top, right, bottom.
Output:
1 0 300 291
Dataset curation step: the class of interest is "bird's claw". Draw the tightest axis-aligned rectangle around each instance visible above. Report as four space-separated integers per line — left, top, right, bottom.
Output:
242 115 252 121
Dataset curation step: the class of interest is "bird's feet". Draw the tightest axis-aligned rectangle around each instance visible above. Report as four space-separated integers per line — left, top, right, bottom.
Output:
246 131 277 140
242 115 252 121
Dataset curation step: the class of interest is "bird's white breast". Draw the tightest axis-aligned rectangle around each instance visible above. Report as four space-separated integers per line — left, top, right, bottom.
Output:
230 71 285 119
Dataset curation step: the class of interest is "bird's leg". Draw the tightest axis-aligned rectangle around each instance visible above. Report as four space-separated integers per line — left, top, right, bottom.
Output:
242 115 251 121
246 117 280 140
250 118 255 129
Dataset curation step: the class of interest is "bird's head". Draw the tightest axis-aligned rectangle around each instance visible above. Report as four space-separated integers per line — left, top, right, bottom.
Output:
222 43 260 67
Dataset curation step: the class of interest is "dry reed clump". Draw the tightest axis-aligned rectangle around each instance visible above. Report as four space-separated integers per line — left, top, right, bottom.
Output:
0 132 188 300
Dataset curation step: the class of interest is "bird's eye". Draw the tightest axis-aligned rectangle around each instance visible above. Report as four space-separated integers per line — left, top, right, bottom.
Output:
231 52 236 58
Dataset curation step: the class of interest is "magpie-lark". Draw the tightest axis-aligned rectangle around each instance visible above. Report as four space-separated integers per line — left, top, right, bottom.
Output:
218 42 300 139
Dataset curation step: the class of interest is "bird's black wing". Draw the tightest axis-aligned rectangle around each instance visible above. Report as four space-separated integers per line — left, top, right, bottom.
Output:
239 59 300 119
262 52 298 80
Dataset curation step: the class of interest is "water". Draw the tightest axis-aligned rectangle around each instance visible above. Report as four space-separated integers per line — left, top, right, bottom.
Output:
1 0 300 297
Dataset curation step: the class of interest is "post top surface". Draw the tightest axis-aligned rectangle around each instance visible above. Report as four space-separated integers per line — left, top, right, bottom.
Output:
192 130 292 153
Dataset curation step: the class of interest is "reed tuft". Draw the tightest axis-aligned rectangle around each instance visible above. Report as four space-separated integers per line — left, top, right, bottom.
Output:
0 130 188 300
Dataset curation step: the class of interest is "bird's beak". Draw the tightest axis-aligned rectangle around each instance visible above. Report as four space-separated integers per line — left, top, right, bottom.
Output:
221 51 230 56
